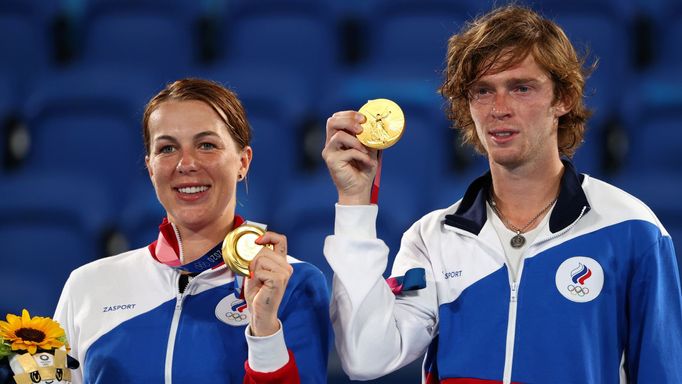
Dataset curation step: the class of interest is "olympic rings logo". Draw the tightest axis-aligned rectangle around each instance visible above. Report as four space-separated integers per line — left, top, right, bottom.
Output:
566 284 590 296
225 311 248 321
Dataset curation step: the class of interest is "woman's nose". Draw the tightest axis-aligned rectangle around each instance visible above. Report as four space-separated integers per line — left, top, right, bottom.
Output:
176 151 198 174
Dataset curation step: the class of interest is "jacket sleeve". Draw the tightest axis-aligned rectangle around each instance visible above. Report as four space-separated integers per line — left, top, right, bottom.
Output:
626 234 682 382
243 350 299 384
323 204 439 380
243 259 331 383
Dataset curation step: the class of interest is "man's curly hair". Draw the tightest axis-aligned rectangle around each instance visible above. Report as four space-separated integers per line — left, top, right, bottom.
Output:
439 5 595 157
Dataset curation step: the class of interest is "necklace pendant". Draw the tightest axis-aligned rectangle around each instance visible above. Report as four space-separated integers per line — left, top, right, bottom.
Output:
510 233 526 248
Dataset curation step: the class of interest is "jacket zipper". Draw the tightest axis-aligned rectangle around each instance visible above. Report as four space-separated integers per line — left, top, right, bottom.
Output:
164 273 189 384
503 274 520 384
171 222 185 263
501 205 588 383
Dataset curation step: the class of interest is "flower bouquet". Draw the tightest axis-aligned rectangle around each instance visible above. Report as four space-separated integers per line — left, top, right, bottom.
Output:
0 310 79 384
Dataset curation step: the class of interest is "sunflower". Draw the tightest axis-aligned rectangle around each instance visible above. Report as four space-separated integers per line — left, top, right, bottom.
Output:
0 309 66 355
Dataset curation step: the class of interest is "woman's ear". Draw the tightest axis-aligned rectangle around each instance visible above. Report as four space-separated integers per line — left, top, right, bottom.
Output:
238 146 253 181
145 155 153 178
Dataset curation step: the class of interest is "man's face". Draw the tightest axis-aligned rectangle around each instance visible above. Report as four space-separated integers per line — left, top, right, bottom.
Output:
468 54 568 169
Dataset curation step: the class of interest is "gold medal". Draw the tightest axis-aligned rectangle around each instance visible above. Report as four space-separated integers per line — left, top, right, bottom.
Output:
357 98 405 149
222 224 272 276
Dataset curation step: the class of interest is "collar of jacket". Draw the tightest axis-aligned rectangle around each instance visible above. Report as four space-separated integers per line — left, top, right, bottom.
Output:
444 157 590 235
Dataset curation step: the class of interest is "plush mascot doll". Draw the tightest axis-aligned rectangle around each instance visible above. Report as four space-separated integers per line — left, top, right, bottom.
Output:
0 310 79 384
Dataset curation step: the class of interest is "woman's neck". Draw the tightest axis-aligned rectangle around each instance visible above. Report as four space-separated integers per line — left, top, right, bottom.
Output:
176 219 233 264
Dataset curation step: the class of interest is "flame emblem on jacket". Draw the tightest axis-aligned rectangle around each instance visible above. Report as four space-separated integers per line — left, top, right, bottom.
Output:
567 263 592 296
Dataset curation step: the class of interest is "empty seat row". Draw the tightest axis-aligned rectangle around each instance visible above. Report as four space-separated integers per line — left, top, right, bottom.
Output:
2 0 681 83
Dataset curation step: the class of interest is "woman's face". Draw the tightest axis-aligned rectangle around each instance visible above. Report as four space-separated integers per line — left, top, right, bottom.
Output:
145 100 251 233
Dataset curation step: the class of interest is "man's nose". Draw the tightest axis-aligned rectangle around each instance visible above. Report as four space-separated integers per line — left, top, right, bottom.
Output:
490 91 512 118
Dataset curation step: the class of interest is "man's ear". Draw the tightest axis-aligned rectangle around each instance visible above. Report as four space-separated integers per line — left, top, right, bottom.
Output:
553 95 571 118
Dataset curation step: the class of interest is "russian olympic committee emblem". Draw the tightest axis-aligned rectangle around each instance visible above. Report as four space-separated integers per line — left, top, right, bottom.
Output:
555 256 604 303
215 293 251 326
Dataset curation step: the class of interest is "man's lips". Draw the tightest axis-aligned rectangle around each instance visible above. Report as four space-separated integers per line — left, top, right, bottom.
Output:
489 129 518 143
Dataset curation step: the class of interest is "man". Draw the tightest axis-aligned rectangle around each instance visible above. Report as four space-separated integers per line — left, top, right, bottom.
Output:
321 5 682 383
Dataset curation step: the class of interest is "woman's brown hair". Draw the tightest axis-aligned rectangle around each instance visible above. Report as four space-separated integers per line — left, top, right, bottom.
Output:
142 78 251 155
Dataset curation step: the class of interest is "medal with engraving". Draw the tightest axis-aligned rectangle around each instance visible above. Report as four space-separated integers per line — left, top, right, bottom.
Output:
221 224 272 276
357 98 405 149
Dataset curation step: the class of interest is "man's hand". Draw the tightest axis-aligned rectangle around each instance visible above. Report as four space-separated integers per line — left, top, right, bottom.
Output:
321 111 378 205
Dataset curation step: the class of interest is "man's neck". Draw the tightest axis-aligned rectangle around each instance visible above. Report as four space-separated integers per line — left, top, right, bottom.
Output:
489 156 564 229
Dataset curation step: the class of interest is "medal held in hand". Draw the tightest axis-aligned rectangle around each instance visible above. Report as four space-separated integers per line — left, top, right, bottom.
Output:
357 98 405 149
221 224 272 276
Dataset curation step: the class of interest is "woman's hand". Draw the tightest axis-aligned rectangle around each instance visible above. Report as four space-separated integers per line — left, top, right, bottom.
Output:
243 231 293 337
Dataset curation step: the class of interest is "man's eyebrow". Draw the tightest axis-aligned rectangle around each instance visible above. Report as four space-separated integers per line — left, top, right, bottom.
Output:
506 77 541 86
472 77 543 87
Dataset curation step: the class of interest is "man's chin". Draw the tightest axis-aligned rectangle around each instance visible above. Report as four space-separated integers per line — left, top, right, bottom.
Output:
488 151 524 169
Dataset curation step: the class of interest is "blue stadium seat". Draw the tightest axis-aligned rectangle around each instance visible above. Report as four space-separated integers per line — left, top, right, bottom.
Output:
218 0 337 94
20 67 156 208
362 0 475 79
0 73 15 112
0 74 12 174
0 171 114 317
0 0 56 80
653 2 682 67
619 68 682 173
430 165 487 216
116 177 163 251
79 0 200 80
271 174 343 284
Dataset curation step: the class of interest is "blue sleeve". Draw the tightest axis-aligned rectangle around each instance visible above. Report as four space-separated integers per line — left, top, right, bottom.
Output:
627 235 682 382
280 263 332 383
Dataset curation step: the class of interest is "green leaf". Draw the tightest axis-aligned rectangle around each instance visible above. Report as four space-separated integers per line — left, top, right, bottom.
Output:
0 339 12 360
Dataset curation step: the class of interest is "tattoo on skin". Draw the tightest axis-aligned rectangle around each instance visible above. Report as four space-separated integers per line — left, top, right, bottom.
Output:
266 297 271 305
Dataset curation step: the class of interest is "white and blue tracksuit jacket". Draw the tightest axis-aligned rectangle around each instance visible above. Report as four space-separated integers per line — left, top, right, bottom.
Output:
54 248 330 383
324 160 682 383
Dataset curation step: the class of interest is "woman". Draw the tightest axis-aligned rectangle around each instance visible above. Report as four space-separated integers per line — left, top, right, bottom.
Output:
54 79 330 383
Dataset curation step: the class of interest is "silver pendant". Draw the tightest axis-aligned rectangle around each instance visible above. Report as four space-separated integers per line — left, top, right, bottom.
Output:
510 234 526 248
